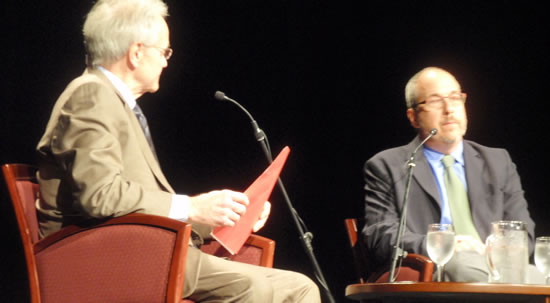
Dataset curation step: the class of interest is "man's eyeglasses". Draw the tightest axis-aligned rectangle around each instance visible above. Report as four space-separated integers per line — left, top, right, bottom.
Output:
414 93 467 110
146 45 173 60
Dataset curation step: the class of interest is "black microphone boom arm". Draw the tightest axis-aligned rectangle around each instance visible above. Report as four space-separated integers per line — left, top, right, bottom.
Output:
214 91 336 303
388 128 437 282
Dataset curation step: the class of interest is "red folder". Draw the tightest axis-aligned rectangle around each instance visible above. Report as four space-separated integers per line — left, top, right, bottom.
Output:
211 146 290 255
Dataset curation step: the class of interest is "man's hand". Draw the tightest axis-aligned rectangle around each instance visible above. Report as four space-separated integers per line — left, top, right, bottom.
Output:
455 235 486 255
252 201 271 232
188 189 249 227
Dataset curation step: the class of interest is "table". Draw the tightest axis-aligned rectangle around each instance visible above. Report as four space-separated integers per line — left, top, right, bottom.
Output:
346 282 550 303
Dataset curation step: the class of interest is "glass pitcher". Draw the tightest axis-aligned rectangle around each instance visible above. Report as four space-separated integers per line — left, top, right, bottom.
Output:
485 220 528 284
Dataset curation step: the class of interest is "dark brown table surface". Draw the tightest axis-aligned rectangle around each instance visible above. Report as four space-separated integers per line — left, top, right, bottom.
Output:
346 282 550 303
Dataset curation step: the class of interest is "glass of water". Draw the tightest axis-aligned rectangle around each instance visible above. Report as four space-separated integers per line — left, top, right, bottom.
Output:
535 237 550 284
427 223 456 282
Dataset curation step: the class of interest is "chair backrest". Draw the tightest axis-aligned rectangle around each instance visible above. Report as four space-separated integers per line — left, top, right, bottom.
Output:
344 218 433 283
2 163 41 302
344 218 371 283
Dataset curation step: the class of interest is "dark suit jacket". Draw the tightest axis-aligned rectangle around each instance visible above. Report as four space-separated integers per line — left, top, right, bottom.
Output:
362 137 535 268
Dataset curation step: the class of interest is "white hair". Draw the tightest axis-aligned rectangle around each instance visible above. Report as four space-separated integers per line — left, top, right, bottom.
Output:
83 0 169 67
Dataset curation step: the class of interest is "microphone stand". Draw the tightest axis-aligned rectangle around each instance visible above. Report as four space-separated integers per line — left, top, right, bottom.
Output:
387 152 416 282
220 94 336 303
253 123 336 303
387 130 436 282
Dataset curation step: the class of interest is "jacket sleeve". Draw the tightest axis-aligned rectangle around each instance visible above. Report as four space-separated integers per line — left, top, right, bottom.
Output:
362 156 428 268
500 150 535 255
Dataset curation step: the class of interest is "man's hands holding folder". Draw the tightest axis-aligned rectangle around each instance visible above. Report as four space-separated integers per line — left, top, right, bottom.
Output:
187 189 271 232
210 146 288 254
188 189 248 227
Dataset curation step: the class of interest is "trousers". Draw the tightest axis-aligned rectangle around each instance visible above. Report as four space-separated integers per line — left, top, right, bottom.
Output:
443 250 545 284
184 247 321 302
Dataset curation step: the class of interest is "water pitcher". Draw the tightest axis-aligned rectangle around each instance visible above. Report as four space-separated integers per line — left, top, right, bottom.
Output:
485 220 528 284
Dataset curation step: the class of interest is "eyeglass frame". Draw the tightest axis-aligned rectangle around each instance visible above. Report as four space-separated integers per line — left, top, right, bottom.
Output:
144 45 173 61
412 92 467 110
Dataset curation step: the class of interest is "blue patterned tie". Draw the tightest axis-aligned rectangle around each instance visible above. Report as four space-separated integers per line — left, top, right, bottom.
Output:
133 103 158 159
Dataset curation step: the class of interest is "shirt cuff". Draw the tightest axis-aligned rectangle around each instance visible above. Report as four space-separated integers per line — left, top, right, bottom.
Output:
169 194 190 222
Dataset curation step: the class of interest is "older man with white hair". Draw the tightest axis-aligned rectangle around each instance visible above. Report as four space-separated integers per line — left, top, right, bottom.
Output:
36 0 320 301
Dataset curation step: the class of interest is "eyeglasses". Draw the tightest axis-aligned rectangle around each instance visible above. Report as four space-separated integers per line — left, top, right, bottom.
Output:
146 45 173 61
414 93 467 110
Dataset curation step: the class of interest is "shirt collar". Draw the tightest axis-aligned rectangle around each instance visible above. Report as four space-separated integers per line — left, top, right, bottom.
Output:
97 66 137 109
423 140 465 166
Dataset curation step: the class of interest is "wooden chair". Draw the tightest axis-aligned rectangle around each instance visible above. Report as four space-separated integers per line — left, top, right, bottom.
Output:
3 163 275 302
344 218 433 283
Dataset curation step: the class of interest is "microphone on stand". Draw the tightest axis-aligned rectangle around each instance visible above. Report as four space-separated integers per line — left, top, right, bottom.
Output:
214 91 267 146
410 128 438 161
214 91 336 303
388 128 437 282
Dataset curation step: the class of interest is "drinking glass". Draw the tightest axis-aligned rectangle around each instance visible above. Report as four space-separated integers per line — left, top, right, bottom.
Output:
427 223 456 282
535 237 550 284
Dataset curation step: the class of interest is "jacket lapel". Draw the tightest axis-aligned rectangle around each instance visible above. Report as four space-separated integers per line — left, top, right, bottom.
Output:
407 137 443 208
124 105 175 193
89 69 175 193
463 141 488 240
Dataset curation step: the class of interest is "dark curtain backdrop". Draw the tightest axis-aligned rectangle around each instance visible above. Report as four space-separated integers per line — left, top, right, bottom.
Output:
2 1 549 301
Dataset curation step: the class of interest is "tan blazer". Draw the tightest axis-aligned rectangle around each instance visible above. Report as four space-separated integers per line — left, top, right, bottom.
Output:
36 68 203 282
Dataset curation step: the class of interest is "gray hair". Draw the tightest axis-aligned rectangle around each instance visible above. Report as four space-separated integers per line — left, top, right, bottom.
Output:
404 69 424 109
404 66 461 109
83 0 169 67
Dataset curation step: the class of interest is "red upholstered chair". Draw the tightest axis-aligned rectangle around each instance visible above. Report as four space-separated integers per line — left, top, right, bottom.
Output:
3 163 275 303
200 234 274 268
344 218 433 283
181 235 275 303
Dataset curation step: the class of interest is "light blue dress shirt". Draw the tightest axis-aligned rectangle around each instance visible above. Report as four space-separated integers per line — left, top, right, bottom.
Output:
422 141 467 225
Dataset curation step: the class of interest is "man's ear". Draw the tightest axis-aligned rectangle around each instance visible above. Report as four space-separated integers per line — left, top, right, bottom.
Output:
127 42 143 69
406 108 420 128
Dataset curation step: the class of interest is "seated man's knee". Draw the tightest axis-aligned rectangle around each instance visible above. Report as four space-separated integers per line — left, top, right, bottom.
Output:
293 272 321 301
444 251 488 282
233 273 274 301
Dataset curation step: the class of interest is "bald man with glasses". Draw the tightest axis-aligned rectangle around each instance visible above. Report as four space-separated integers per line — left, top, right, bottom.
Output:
361 66 542 283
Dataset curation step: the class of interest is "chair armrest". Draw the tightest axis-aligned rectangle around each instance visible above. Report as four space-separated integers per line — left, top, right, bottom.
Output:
371 253 434 282
34 213 190 251
234 234 275 268
402 253 434 282
34 213 192 303
200 234 275 268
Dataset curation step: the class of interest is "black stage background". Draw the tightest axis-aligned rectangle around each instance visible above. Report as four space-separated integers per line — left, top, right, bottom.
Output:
2 1 550 301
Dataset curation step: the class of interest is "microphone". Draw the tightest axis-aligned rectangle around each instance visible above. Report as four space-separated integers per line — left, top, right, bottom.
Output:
409 128 438 162
214 91 267 144
388 127 437 282
214 91 253 120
